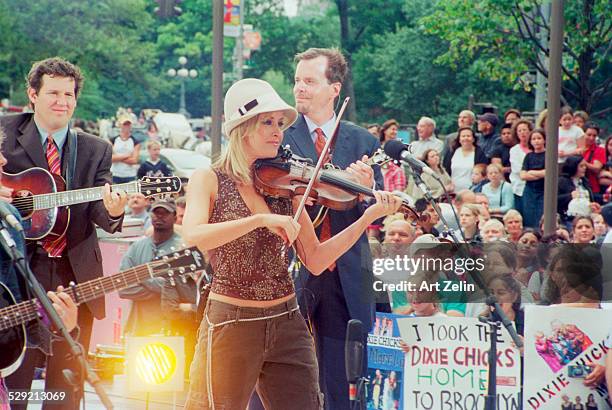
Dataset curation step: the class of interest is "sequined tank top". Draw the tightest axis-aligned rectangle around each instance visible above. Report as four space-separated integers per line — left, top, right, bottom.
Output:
208 169 295 300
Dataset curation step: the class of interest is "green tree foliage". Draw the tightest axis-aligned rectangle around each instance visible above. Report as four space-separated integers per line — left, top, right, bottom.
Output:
0 0 159 118
422 0 612 116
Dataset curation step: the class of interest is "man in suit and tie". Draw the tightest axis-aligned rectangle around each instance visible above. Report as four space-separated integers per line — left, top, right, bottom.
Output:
0 57 127 409
283 48 383 410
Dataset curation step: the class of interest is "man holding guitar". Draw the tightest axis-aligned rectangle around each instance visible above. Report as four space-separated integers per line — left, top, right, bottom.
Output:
0 57 128 409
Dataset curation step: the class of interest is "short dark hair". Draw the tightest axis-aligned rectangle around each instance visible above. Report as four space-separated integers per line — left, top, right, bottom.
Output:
503 108 521 121
584 122 600 135
26 57 84 98
295 48 347 84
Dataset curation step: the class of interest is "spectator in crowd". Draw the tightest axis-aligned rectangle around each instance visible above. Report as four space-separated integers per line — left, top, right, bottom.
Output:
414 198 441 237
126 192 152 231
482 163 514 216
118 198 183 336
444 127 488 192
558 106 585 165
600 160 612 200
480 218 506 242
503 108 521 124
605 136 612 165
491 122 516 181
111 116 141 183
572 215 596 244
458 204 482 243
408 149 453 199
137 139 172 179
603 203 612 244
592 213 607 242
469 164 488 193
520 128 547 228
379 119 406 192
515 228 542 290
573 110 589 130
582 123 606 199
411 116 443 158
474 193 491 222
147 121 160 141
536 108 548 130
367 123 380 139
503 210 524 243
480 273 524 337
436 189 476 232
509 120 533 216
444 110 476 155
477 112 502 159
558 156 596 225
379 119 399 146
380 214 418 314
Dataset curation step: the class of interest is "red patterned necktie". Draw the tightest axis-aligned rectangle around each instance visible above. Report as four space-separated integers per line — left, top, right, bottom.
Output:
313 128 335 271
42 136 67 257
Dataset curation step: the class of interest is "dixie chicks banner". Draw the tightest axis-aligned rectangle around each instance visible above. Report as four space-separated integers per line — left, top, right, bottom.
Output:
396 316 521 410
523 306 611 409
368 313 406 410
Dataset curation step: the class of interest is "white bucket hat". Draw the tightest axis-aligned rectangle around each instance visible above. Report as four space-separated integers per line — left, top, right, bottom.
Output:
223 78 297 136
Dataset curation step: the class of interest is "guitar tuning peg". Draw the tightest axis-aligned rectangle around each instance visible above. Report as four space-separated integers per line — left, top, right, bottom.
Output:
156 178 161 183
179 267 185 274
157 188 162 193
181 275 187 284
190 264 196 271
167 270 174 276
169 277 175 286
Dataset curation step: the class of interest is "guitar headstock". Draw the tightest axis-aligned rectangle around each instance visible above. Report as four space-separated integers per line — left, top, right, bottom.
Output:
150 246 205 284
366 148 393 167
139 176 182 198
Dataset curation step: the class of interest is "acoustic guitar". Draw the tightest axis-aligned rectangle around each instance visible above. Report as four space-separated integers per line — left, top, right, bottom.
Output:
0 246 204 377
1 168 181 240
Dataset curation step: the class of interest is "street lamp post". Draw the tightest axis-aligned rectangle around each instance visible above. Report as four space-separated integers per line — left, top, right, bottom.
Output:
167 56 198 117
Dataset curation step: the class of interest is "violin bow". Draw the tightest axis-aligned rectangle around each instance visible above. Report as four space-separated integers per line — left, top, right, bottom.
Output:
292 97 350 223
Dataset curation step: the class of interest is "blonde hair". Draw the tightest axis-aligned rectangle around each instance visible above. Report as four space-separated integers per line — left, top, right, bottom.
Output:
461 203 482 217
481 218 506 234
213 115 260 184
503 209 523 223
381 213 407 231
146 139 161 150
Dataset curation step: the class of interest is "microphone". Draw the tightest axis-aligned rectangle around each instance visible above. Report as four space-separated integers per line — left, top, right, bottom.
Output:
345 319 364 402
383 139 438 178
0 204 23 233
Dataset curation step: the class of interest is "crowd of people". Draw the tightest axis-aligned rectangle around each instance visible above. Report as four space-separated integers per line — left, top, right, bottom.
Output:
0 49 610 410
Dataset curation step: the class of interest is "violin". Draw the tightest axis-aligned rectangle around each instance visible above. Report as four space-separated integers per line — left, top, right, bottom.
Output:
253 146 429 226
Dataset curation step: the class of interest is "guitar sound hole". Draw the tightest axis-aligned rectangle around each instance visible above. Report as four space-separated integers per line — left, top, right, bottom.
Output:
14 191 34 218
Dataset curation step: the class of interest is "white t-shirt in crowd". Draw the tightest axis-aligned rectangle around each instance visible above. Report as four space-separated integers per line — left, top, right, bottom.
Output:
451 148 475 191
110 136 137 178
509 144 528 196
558 125 584 163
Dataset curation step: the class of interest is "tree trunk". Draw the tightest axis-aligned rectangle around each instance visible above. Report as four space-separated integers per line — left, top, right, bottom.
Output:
335 0 357 122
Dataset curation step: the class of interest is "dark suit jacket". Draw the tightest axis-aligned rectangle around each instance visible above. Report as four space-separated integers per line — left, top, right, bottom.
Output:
0 113 123 319
283 114 383 330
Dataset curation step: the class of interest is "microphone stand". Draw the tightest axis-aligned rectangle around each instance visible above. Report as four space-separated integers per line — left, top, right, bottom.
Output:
349 377 368 410
405 165 523 410
0 222 113 409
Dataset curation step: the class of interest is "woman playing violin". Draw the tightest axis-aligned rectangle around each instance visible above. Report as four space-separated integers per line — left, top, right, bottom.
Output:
182 78 401 409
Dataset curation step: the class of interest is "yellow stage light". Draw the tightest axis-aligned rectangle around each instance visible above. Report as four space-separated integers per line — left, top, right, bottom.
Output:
126 336 184 392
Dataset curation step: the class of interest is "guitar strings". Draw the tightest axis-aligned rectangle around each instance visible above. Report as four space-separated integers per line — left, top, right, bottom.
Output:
8 180 181 207
0 259 180 328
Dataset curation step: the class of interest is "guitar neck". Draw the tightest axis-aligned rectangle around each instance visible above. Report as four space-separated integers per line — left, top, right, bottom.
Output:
0 263 154 332
33 181 140 210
